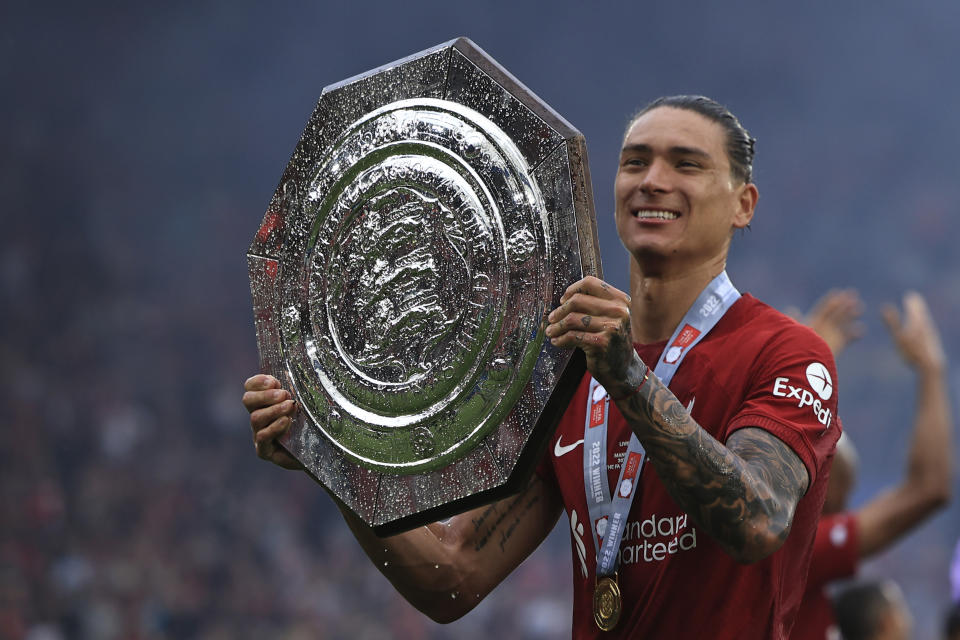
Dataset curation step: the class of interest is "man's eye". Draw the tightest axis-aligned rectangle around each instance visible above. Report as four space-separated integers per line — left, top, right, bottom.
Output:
677 160 700 168
625 158 647 167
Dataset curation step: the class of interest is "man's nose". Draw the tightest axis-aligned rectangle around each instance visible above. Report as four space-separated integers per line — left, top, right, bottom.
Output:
639 159 671 194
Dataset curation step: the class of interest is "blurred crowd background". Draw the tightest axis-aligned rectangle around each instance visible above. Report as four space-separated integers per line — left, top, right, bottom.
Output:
3 1 960 638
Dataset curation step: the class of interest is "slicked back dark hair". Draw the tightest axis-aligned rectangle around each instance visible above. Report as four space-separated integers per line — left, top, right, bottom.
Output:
627 95 756 185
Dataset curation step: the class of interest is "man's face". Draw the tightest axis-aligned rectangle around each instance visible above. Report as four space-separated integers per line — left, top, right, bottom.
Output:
614 107 756 269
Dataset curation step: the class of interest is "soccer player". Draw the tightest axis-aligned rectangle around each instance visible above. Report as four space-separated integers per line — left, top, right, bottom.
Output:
244 95 840 638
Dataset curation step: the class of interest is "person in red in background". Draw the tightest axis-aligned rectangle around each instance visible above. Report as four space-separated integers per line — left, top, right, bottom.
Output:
832 579 913 640
790 289 953 640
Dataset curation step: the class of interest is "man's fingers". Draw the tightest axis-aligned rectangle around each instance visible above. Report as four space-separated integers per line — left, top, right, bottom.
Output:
244 373 281 392
547 279 630 347
902 291 930 328
546 309 627 342
880 292 945 370
547 311 597 334
550 330 588 348
559 281 628 304
883 292 928 336
549 295 629 327
559 276 629 305
243 374 305 471
547 324 616 349
254 415 293 445
250 399 296 431
242 387 292 412
806 288 861 324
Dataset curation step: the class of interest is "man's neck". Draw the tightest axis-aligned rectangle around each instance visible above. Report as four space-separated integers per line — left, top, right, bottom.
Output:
629 256 728 344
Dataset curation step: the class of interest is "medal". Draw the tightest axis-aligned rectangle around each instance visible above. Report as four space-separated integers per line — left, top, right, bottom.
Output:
593 574 622 631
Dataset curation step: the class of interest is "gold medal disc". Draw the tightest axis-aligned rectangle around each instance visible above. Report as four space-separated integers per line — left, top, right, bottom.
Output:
593 575 622 631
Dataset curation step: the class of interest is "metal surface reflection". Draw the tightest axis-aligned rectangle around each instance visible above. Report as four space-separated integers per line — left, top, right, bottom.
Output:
248 37 600 534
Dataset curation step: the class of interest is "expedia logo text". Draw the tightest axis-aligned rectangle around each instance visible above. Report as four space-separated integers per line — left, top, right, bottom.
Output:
772 376 833 428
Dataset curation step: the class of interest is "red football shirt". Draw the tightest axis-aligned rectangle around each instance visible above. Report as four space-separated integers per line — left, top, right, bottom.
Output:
537 294 841 639
790 512 860 640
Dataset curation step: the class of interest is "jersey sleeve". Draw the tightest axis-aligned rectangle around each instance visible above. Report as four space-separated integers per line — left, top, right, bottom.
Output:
725 321 840 487
806 512 860 586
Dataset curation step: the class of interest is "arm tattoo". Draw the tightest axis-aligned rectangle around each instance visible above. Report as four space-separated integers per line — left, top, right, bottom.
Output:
617 372 809 561
471 482 542 553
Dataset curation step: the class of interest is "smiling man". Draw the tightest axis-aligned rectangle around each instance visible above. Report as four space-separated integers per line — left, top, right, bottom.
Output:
244 95 840 638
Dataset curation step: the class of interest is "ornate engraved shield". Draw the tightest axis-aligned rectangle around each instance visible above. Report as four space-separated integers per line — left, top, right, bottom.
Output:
248 37 601 535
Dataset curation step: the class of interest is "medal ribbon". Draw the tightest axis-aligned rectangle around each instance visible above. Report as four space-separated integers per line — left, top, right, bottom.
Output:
582 271 741 577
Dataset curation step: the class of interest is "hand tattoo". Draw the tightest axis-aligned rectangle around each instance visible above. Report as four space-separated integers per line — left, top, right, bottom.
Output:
593 319 641 397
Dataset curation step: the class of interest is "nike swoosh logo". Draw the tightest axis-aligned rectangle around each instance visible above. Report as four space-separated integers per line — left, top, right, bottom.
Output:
686 397 695 414
554 436 585 457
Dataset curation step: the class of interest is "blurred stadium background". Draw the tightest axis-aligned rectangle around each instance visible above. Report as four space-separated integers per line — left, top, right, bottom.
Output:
3 1 959 638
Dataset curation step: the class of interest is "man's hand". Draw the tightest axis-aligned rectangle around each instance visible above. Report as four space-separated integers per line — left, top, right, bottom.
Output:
544 276 643 397
882 291 946 374
242 374 303 470
797 288 864 357
853 291 952 557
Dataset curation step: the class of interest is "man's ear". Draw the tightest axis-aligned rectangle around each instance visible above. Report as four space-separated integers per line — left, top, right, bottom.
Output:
732 182 758 230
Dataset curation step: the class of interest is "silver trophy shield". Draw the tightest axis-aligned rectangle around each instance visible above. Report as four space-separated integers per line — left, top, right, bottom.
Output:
247 37 601 535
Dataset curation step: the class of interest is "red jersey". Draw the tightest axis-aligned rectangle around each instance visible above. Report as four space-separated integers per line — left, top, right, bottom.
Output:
537 294 841 639
791 512 860 640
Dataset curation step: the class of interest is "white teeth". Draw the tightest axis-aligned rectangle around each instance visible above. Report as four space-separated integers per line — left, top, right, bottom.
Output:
635 210 678 220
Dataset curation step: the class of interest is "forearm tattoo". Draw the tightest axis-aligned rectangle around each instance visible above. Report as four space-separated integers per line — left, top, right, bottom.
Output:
617 373 809 560
470 482 542 553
